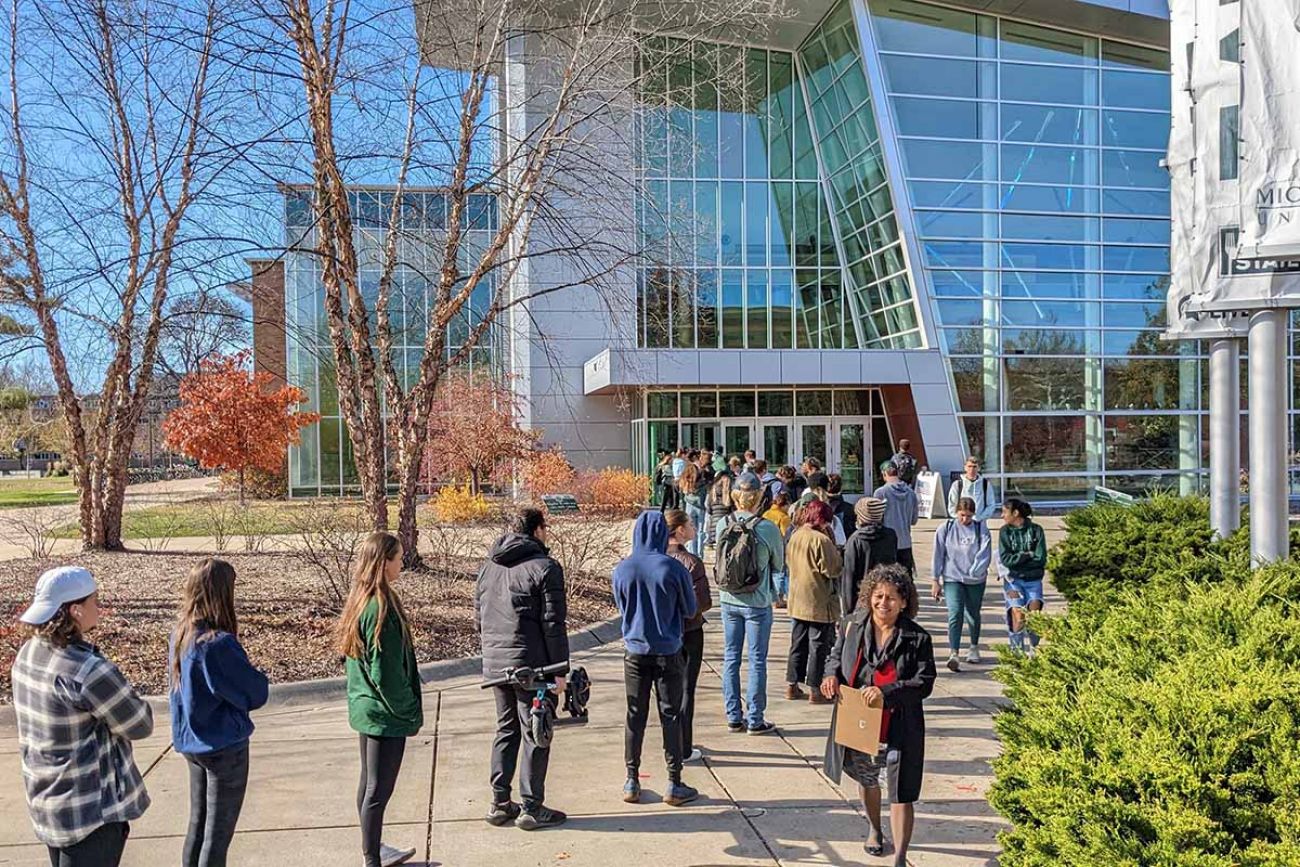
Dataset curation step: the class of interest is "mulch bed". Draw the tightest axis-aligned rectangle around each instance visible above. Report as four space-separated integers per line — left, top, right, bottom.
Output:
0 550 618 702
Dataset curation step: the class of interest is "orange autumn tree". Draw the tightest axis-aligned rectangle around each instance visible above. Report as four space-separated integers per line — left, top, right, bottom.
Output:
421 374 539 495
164 352 319 504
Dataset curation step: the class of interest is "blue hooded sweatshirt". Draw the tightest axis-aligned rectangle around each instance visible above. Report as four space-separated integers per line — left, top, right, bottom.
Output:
169 629 270 755
612 511 698 655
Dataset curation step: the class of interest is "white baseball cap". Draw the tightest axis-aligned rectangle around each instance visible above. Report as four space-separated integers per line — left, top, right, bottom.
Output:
19 566 97 625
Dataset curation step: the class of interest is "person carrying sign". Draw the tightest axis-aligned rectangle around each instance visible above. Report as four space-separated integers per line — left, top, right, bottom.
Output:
820 564 936 864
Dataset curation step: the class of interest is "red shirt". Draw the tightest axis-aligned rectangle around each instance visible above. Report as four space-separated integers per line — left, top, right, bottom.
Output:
849 649 899 743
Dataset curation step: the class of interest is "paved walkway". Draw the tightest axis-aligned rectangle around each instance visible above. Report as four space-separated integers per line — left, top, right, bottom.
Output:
0 519 1065 866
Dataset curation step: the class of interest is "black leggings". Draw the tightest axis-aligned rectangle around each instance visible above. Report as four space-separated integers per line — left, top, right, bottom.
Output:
183 742 250 867
681 627 705 754
47 822 129 867
357 734 407 867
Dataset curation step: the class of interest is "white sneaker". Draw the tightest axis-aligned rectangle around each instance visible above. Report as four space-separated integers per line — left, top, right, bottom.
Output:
379 843 416 867
946 652 960 672
966 645 981 665
684 747 703 763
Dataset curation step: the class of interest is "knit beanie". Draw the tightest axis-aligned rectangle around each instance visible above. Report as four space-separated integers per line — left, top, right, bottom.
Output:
855 496 886 527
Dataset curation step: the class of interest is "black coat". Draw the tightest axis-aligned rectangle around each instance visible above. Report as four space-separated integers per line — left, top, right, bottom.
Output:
840 524 899 617
474 533 569 677
822 612 936 803
827 496 855 544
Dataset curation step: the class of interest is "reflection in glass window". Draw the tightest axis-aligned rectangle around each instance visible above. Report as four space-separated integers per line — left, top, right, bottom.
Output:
1105 415 1179 470
1004 357 1087 410
1000 20 1097 65
1004 415 1088 472
869 0 988 57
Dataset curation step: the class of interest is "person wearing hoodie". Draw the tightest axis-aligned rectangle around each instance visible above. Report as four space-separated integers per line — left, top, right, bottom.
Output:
612 511 700 807
873 462 919 577
841 498 898 618
475 507 569 830
998 498 1048 655
929 497 992 671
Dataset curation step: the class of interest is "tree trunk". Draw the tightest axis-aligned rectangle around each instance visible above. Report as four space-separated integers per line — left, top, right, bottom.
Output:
395 437 423 569
238 466 246 507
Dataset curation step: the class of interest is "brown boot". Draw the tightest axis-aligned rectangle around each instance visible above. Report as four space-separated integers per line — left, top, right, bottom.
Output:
784 683 806 701
808 689 833 705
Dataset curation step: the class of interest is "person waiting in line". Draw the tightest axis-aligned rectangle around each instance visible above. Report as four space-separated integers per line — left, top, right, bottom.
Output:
930 497 993 671
787 461 810 501
784 500 842 705
763 490 793 609
742 449 757 473
672 447 689 482
696 449 716 486
655 452 677 512
339 533 423 866
821 564 936 865
714 472 785 735
476 507 570 830
13 566 153 867
612 511 700 806
677 462 709 558
946 457 997 522
772 464 798 502
890 440 919 488
705 471 735 549
999 498 1048 656
795 469 828 511
873 462 919 577
726 455 743 479
842 497 899 618
664 509 714 765
170 558 269 867
711 450 728 477
752 458 778 512
826 473 857 546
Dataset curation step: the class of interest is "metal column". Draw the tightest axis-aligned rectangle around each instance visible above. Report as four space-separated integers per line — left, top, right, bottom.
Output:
1209 338 1241 538
1247 310 1288 563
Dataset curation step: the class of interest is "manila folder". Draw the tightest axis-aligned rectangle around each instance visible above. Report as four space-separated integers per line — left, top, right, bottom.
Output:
834 688 882 755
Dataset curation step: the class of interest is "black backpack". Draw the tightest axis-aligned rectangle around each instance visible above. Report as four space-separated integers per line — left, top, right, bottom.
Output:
714 515 764 594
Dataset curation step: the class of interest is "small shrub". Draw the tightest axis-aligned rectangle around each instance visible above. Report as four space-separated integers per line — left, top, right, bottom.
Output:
219 467 286 500
522 447 576 496
430 484 494 524
991 563 1300 866
1047 492 1217 601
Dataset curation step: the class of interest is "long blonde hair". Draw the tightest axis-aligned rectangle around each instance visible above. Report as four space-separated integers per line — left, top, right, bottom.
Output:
336 532 408 659
172 558 239 685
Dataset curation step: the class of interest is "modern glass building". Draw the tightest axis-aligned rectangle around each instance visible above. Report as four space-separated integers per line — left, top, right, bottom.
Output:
612 0 1190 504
281 187 499 496
272 0 1287 505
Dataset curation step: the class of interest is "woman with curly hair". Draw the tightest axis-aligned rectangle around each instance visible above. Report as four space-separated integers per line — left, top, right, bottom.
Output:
820 564 936 864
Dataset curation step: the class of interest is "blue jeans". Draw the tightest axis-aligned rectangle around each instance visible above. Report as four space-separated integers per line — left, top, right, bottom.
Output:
686 503 707 557
773 571 789 599
942 581 986 654
721 603 773 728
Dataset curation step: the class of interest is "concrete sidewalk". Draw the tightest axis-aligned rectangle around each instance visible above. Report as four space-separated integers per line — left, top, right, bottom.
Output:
0 521 1064 866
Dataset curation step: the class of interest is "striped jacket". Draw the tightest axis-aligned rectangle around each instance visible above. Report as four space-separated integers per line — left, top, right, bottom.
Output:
11 637 153 847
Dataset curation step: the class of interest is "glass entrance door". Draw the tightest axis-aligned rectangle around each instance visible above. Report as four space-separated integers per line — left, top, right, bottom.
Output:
723 424 753 459
761 422 791 467
836 421 869 494
798 420 831 471
681 422 720 453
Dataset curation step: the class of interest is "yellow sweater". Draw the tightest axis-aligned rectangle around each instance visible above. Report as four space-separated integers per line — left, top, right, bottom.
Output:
763 506 791 538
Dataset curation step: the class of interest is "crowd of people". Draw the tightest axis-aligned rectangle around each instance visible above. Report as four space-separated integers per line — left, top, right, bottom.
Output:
8 443 1049 867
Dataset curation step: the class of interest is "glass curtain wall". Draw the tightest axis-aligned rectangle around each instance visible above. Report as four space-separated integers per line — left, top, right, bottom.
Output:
865 0 1198 500
797 0 923 349
284 188 500 496
635 38 853 350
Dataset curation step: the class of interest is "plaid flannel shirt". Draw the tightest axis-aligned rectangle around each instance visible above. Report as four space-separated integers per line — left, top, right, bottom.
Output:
11 637 153 848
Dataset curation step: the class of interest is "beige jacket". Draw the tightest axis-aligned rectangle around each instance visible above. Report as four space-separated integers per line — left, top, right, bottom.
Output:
785 525 844 623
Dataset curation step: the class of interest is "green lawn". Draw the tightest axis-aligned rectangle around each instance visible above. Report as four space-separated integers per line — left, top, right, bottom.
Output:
0 476 79 508
52 498 383 539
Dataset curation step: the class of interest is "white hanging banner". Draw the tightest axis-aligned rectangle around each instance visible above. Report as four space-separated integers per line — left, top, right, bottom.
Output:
1236 0 1300 261
1168 0 1294 320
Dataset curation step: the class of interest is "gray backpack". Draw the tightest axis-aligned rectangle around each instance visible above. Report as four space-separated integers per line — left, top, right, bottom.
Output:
714 515 764 594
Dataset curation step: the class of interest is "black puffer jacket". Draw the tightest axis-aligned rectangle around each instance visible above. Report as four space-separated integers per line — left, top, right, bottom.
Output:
475 533 569 678
840 524 899 617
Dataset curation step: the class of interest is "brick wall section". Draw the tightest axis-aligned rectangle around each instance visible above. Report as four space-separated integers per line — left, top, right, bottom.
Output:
249 259 286 391
880 384 927 469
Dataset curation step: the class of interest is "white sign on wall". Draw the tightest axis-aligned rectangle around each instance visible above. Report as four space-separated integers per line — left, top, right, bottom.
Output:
915 471 943 519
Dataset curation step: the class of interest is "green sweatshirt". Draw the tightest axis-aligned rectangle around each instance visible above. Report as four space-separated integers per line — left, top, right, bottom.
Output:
998 520 1047 582
346 597 423 737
